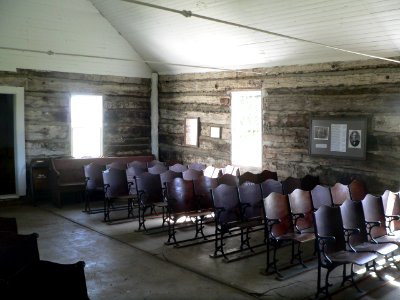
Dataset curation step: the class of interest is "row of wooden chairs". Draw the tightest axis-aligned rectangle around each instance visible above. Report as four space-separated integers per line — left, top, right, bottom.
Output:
0 217 89 299
313 193 400 298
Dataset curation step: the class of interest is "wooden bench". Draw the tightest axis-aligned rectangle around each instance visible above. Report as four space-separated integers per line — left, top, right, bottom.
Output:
49 155 154 207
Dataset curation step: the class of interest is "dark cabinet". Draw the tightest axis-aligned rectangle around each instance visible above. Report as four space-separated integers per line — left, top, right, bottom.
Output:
30 158 50 204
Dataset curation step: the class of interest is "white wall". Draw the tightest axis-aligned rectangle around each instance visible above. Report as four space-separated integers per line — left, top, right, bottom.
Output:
0 0 152 78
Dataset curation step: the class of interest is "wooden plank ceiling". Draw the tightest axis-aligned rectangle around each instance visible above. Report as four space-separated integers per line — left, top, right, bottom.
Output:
91 0 400 75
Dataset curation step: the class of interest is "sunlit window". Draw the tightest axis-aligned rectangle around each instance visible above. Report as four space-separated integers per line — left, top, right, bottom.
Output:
71 95 103 158
231 90 262 169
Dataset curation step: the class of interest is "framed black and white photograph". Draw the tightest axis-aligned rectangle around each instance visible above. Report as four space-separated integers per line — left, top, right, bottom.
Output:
348 130 361 149
314 126 329 140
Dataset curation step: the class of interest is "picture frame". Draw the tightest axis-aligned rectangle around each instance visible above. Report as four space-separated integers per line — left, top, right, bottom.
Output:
210 126 221 138
184 117 199 147
309 117 367 160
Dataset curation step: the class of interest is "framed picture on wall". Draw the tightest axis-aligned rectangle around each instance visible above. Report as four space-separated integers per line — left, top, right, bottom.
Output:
184 118 199 147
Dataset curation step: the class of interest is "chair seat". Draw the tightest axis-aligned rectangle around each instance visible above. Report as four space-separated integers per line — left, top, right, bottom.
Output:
374 235 400 245
276 232 315 243
329 250 377 265
353 242 398 256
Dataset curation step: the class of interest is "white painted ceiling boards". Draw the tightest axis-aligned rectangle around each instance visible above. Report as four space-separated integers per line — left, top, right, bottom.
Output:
1 0 399 77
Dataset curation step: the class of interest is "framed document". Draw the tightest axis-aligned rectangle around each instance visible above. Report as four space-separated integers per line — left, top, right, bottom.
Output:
210 126 221 138
309 117 367 159
184 118 199 146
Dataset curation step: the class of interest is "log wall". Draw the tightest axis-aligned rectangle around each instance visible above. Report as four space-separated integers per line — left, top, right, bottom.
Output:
0 69 151 163
159 58 400 194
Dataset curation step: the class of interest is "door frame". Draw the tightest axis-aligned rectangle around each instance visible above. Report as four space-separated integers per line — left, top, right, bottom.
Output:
0 86 26 198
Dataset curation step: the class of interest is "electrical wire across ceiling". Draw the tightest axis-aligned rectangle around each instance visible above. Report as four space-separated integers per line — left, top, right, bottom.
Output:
121 0 400 65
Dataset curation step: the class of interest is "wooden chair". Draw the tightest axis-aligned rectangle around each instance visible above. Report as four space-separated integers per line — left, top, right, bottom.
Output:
362 194 400 245
211 184 253 259
263 192 314 277
238 183 264 225
288 189 314 234
260 179 283 199
310 184 333 210
166 178 206 244
193 175 218 213
0 217 18 233
147 164 168 175
187 162 206 171
381 190 400 233
102 168 135 222
217 173 239 186
281 176 302 195
203 165 216 178
330 182 351 206
348 179 367 201
168 163 188 173
147 159 165 168
223 165 240 176
160 170 182 193
83 162 105 214
300 174 320 191
182 168 203 181
126 165 146 195
340 199 397 259
134 172 166 231
313 205 378 298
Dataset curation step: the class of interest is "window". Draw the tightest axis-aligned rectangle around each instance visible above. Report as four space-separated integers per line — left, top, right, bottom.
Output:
70 95 103 158
231 90 262 169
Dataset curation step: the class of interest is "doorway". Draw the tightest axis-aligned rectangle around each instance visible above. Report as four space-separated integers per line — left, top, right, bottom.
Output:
0 86 26 199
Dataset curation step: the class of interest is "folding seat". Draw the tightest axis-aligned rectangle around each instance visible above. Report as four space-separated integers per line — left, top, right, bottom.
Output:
102 168 135 222
288 189 314 234
381 190 400 233
147 164 168 175
340 199 397 263
217 173 239 186
300 174 320 191
127 160 148 170
147 159 165 168
263 192 315 277
83 162 105 214
238 171 259 185
105 161 127 170
134 172 167 231
258 169 278 182
168 163 188 173
313 205 378 298
193 175 218 214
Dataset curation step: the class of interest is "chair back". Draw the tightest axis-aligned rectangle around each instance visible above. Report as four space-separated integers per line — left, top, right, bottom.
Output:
148 164 168 175
382 190 400 231
260 179 283 198
238 183 263 221
160 170 182 188
182 169 203 181
348 179 367 201
126 166 146 194
83 162 105 190
166 178 196 214
263 192 293 237
102 168 129 198
238 171 259 185
193 175 219 211
188 162 206 171
258 169 278 182
211 184 241 226
310 184 333 209
127 160 147 170
217 174 239 186
281 176 302 195
105 161 127 170
330 182 350 206
147 160 165 168
313 206 346 253
361 194 387 238
223 165 240 176
135 172 163 206
168 163 188 173
300 174 320 191
288 189 313 231
340 199 368 245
